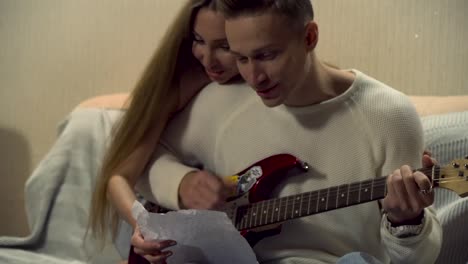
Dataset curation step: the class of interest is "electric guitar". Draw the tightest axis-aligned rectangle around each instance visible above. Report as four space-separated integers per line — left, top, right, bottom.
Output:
128 154 468 263
221 154 468 245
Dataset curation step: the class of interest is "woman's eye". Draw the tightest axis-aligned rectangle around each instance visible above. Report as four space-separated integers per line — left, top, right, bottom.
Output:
220 45 230 51
193 38 205 45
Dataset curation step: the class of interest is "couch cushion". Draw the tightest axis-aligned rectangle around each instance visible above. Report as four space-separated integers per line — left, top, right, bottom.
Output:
421 111 468 264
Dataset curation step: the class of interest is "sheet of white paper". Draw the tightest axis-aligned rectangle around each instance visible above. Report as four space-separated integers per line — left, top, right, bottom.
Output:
132 201 258 264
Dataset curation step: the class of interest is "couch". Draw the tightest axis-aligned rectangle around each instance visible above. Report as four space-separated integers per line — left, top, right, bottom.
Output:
77 93 468 263
0 93 466 264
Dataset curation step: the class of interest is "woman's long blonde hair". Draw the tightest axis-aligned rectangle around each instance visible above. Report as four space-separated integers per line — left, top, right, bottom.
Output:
88 0 217 244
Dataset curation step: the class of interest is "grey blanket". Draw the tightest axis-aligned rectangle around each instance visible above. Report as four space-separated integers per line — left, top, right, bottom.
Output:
0 108 124 263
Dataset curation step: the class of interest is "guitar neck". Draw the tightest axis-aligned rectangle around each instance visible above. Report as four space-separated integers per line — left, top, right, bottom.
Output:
234 166 440 231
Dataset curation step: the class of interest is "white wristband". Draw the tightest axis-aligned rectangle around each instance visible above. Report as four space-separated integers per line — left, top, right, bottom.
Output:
383 213 425 238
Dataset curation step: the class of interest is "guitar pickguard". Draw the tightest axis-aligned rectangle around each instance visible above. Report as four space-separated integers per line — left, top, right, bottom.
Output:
235 166 263 195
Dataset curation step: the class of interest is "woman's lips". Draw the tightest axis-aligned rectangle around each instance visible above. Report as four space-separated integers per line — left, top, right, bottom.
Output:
206 70 224 79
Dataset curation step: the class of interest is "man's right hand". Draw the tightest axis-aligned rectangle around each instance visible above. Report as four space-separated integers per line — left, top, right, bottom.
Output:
178 170 234 209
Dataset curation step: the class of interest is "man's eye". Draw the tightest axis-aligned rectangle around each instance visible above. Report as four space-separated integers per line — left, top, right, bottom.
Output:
258 52 277 60
237 56 248 63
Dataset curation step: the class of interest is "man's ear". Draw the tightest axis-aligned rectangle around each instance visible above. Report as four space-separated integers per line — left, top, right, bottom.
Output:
304 21 318 51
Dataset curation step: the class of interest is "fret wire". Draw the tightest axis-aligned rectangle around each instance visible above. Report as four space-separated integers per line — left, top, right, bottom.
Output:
247 205 253 229
288 196 292 218
325 187 330 210
267 199 273 224
335 185 340 209
241 209 246 229
384 179 387 195
237 208 242 229
299 193 303 217
233 209 238 229
284 196 288 220
246 205 251 229
272 197 277 221
293 195 299 217
237 207 247 229
246 206 252 229
293 195 297 218
277 198 281 223
270 198 275 224
315 189 320 213
271 198 276 224
307 189 312 215
249 204 254 228
242 206 247 229
255 203 260 227
289 196 294 218
241 206 247 229
336 185 342 208
326 186 334 210
358 181 362 203
255 202 260 227
370 178 374 200
259 200 264 225
348 182 361 206
265 198 271 225
346 183 350 206
289 196 294 219
248 206 254 228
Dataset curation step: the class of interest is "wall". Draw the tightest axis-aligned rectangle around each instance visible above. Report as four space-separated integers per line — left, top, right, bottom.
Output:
0 0 466 236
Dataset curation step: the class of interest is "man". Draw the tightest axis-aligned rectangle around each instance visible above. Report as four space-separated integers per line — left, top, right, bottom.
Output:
139 1 441 263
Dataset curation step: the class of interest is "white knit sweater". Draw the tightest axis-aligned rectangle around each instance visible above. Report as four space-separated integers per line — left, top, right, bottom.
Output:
139 70 442 264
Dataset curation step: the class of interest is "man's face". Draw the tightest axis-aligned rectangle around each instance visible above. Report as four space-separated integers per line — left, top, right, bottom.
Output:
226 13 310 107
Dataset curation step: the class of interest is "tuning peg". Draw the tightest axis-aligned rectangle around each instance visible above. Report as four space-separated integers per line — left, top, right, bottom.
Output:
453 162 460 168
465 155 468 159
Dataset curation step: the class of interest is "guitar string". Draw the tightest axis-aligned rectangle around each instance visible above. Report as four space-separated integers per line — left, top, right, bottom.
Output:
235 176 466 225
237 166 464 212
234 167 466 227
237 175 466 212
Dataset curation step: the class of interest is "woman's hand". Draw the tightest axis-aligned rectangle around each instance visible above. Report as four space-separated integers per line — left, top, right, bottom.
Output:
131 225 176 264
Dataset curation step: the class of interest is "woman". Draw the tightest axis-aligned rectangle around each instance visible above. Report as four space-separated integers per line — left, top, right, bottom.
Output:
88 1 240 263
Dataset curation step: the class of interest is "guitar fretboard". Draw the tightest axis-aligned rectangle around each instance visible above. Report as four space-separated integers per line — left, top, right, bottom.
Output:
234 165 440 230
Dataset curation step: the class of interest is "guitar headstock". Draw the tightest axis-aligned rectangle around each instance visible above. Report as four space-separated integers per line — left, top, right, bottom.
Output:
437 156 468 197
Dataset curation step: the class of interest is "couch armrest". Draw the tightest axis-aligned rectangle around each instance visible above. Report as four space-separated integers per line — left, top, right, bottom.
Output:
409 96 468 117
75 94 468 116
76 93 130 110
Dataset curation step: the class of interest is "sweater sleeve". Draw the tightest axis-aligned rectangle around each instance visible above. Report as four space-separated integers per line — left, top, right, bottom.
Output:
381 207 442 264
135 83 236 210
146 143 199 210
374 95 442 263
